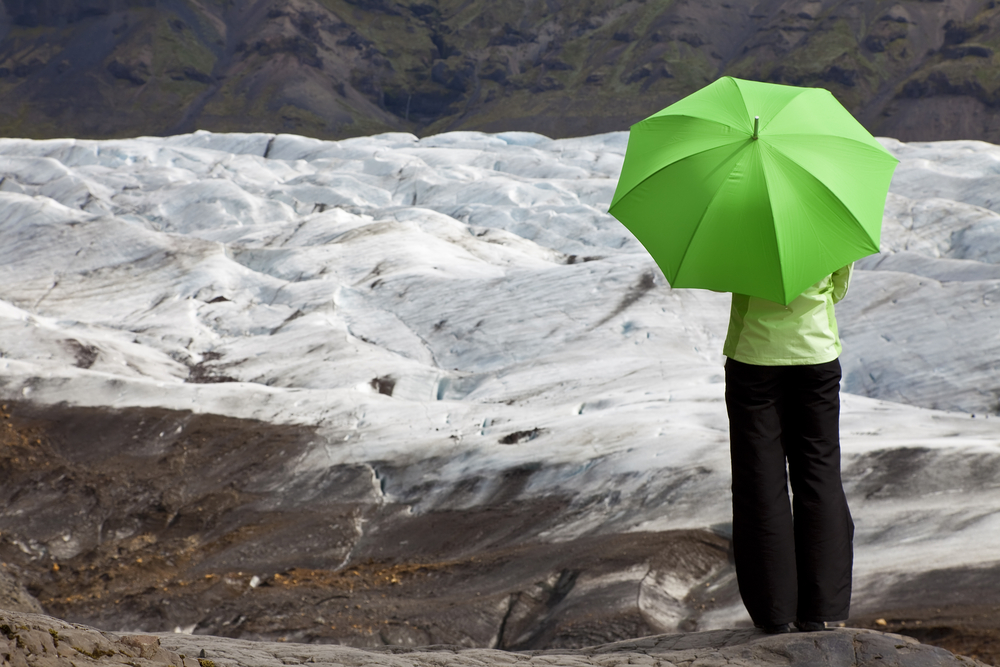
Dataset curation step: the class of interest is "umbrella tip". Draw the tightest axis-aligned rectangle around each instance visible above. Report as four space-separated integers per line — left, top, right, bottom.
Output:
753 116 759 140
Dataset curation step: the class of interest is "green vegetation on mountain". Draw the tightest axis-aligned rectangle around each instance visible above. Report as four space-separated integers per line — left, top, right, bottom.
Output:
0 0 998 141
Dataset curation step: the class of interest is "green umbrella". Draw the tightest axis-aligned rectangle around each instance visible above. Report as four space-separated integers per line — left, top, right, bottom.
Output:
609 76 899 305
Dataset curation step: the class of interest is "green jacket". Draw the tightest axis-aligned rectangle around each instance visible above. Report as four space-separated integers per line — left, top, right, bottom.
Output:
723 264 853 366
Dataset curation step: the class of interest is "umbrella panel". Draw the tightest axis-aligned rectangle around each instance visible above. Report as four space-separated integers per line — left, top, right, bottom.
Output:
671 141 785 300
610 139 759 287
761 87 889 149
760 144 880 302
766 134 897 243
611 114 751 210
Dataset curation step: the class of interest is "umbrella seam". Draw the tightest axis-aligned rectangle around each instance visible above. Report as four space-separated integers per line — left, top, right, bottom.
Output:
761 87 825 135
730 77 754 136
644 110 748 134
765 134 900 157
730 77 809 136
756 144 788 304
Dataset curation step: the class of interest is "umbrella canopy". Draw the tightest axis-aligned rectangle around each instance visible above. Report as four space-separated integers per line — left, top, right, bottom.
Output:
609 76 899 305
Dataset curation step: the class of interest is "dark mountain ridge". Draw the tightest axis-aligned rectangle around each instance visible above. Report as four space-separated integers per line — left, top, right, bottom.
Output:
0 0 997 142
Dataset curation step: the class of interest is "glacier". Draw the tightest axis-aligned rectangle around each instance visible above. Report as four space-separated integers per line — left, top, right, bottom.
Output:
0 129 999 639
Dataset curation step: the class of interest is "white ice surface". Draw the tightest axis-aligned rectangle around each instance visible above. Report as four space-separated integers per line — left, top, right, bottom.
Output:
1 130 999 627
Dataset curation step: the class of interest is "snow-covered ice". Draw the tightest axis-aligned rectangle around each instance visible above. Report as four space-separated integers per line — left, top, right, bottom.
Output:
1 130 999 628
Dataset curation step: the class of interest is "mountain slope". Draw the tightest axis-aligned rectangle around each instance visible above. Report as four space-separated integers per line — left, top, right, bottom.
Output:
0 0 998 141
0 0 1000 141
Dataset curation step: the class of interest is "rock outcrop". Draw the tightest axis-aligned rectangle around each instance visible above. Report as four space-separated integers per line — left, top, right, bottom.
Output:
1 610 201 667
0 609 991 667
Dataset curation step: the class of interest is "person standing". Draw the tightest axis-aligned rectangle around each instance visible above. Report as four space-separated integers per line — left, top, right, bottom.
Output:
723 264 855 634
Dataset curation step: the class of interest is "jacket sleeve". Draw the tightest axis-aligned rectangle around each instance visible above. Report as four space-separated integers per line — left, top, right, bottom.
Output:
831 263 853 303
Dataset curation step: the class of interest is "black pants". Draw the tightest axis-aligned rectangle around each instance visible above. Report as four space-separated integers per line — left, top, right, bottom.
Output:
725 357 854 626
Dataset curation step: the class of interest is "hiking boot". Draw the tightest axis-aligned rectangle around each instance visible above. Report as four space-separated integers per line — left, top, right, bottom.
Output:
795 621 828 632
757 623 794 634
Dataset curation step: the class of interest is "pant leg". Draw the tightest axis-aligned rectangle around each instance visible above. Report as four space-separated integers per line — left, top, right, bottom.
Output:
725 358 797 626
781 359 854 622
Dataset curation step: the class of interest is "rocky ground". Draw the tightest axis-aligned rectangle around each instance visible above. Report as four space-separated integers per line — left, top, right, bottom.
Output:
0 0 999 142
1 608 994 667
0 400 738 650
2 402 999 665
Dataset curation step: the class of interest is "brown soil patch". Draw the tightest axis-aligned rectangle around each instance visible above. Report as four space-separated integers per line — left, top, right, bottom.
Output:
851 605 1000 666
